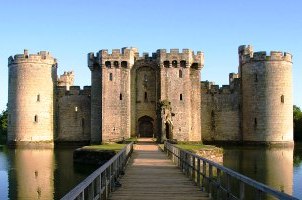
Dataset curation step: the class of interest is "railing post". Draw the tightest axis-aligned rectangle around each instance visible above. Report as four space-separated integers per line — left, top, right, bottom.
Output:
226 174 231 199
209 165 213 198
192 156 196 183
202 161 206 191
197 159 201 188
239 181 245 200
217 168 221 199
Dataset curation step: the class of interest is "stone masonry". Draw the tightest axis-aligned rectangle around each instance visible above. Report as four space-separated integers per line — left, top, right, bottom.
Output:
7 45 294 146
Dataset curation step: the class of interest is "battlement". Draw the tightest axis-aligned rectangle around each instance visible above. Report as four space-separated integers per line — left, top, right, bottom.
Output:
156 48 204 69
239 45 292 64
8 49 57 66
88 47 138 70
201 80 239 95
56 86 91 97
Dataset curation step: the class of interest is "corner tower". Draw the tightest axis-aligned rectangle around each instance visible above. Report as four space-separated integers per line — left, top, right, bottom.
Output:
239 45 293 144
7 50 57 146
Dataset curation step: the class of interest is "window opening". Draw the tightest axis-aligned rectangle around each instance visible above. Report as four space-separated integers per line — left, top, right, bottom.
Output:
180 94 183 101
281 95 285 103
179 70 183 78
105 61 111 68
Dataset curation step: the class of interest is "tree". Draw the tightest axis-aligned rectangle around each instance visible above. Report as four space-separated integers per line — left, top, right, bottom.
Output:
0 108 8 143
294 105 302 141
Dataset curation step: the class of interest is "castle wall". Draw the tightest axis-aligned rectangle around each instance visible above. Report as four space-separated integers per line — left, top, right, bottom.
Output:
56 86 91 142
201 83 240 142
240 47 293 143
7 50 57 145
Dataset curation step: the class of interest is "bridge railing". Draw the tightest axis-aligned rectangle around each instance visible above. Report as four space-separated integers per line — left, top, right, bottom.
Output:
164 141 298 200
61 142 134 200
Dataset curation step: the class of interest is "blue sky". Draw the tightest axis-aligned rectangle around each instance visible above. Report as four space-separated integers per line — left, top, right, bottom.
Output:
0 0 302 111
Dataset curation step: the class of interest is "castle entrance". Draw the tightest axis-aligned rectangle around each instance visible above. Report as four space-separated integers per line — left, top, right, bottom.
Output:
138 116 154 137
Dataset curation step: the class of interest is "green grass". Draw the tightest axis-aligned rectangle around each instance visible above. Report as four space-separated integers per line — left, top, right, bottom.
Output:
82 143 126 152
176 144 217 153
123 137 138 143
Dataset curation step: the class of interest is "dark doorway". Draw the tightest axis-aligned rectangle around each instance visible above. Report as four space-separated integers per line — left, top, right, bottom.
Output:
138 116 154 137
165 122 170 139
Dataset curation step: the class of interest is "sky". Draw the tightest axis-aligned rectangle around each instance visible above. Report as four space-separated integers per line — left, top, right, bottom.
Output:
0 0 301 111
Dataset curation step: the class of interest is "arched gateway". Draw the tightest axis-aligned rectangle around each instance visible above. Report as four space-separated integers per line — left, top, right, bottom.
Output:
138 116 154 137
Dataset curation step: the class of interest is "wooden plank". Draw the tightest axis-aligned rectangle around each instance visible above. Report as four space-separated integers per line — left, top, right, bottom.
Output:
108 138 210 200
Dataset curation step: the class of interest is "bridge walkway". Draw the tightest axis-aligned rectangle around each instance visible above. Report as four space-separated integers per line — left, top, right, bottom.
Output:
109 138 211 200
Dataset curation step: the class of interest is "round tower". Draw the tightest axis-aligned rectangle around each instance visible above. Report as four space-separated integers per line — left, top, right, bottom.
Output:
7 50 57 146
239 45 293 145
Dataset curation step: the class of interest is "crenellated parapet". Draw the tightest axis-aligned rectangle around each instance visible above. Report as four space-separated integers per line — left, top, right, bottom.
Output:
239 45 292 65
88 47 138 71
8 49 57 66
156 48 204 69
201 81 234 95
56 86 91 98
201 72 240 95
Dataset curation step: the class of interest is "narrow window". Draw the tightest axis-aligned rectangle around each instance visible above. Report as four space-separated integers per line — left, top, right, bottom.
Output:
281 95 285 103
34 115 38 123
180 94 183 101
109 73 113 81
120 93 122 100
144 92 148 101
254 118 257 127
114 61 119 67
255 73 258 82
81 118 85 128
179 70 183 78
75 107 78 112
37 94 40 102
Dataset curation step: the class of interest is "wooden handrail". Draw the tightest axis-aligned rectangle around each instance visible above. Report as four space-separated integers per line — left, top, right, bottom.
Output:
61 142 134 200
164 141 298 200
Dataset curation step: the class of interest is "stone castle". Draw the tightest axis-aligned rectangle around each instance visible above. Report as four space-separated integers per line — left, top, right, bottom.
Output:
7 45 294 146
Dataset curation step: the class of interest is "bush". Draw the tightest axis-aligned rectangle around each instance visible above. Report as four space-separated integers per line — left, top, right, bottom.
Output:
294 105 302 141
0 108 8 144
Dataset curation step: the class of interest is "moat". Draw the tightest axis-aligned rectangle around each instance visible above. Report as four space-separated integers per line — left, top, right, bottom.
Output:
0 143 301 199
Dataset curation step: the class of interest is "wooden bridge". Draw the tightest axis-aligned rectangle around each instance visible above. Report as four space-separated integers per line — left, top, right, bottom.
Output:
108 138 210 200
61 138 298 200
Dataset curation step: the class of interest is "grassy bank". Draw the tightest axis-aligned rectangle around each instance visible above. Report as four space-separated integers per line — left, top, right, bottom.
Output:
81 143 126 152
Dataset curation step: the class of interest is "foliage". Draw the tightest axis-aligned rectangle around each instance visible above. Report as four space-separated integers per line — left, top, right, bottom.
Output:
0 108 8 143
294 105 302 141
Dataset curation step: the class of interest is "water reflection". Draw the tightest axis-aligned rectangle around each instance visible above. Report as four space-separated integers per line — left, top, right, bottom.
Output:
223 146 294 197
9 148 55 199
0 146 96 200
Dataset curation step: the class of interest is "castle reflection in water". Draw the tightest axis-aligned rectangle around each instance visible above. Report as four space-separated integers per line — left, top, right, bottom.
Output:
1 145 301 199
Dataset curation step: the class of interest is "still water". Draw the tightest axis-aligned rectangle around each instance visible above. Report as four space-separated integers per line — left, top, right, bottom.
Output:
222 143 302 199
0 146 96 200
0 144 302 199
